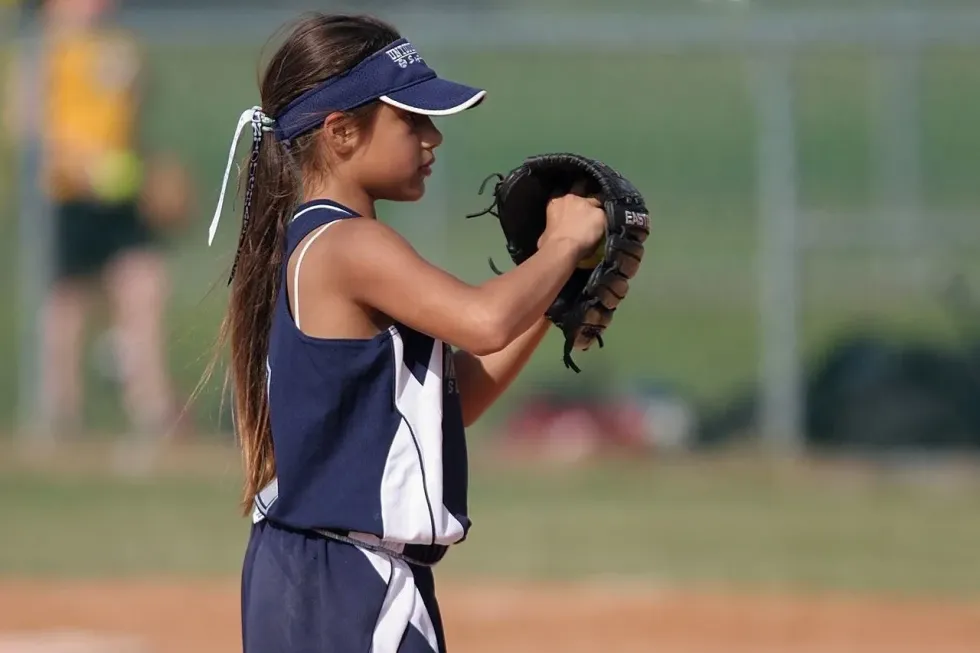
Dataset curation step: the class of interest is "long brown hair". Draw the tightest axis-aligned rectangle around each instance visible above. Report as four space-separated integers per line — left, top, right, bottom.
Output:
200 13 401 515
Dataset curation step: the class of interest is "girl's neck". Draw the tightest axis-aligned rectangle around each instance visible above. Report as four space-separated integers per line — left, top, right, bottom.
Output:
303 176 376 219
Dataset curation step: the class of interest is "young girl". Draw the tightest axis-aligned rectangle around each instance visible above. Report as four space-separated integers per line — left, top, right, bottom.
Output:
206 12 606 653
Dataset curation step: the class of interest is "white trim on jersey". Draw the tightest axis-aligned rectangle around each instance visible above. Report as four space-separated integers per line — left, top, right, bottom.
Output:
381 328 466 545
252 477 279 523
289 202 353 224
264 356 272 431
291 220 343 330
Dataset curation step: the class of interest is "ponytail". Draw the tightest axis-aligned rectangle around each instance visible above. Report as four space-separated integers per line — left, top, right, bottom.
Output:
228 118 299 514
196 12 403 516
199 108 300 515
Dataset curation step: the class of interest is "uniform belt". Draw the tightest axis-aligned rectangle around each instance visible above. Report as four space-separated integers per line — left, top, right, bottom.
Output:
253 479 449 567
313 529 448 568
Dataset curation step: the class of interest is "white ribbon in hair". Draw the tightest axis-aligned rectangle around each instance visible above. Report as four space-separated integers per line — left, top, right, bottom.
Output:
208 106 276 246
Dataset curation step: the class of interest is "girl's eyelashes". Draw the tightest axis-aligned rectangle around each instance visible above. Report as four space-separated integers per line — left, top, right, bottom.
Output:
399 109 423 130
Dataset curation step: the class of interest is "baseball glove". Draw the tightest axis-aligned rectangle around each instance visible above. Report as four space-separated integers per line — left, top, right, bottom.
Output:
466 153 651 372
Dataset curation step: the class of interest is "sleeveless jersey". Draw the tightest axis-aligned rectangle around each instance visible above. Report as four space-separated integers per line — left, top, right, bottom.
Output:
252 200 470 565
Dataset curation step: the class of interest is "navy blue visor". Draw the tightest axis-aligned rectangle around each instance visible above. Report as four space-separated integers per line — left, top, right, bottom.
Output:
272 37 486 142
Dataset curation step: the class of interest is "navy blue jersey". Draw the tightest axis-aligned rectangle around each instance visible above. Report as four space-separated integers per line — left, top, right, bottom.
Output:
252 199 469 562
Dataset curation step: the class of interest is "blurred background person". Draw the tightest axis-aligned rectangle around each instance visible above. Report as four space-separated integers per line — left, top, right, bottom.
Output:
5 0 194 466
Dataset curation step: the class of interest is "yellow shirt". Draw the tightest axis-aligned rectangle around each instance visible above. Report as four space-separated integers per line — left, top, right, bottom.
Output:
42 28 143 202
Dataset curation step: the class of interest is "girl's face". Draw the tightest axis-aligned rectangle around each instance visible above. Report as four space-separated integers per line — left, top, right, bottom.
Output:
348 104 444 203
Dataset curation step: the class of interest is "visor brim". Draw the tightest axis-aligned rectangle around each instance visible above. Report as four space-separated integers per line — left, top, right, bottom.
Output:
380 78 486 116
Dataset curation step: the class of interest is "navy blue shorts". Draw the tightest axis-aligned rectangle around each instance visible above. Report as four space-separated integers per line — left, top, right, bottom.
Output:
241 520 448 653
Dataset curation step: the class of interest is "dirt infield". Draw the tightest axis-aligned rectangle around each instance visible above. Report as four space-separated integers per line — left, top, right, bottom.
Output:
1 579 978 653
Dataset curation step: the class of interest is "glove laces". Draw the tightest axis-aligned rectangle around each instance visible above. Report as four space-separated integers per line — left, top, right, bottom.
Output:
464 172 504 220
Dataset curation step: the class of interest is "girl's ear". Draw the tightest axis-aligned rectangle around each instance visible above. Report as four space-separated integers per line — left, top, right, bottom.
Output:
321 111 355 157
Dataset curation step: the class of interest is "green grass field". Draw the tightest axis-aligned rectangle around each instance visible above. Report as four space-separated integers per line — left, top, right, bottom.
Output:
1 31 980 433
2 441 978 598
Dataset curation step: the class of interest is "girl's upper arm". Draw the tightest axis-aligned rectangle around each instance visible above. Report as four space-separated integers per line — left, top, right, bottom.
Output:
322 217 505 355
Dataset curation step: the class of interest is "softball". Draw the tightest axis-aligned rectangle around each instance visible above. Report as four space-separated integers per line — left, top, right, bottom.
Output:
570 178 604 268
577 237 605 269
92 150 144 203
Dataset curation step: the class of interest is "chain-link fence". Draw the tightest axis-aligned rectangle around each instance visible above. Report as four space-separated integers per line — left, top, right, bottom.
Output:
4 4 980 449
